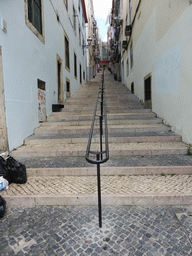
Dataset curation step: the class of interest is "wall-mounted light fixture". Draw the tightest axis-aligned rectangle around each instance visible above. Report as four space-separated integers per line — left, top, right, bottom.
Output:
82 36 92 49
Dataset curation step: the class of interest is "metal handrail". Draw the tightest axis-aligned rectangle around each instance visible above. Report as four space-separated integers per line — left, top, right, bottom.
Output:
85 69 109 228
85 71 109 165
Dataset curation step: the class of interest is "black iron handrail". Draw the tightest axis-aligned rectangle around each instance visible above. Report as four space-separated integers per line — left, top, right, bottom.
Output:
85 69 109 228
85 71 109 165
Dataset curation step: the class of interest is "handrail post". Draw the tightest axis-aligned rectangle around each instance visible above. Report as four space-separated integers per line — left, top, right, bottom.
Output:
100 115 103 160
97 154 102 228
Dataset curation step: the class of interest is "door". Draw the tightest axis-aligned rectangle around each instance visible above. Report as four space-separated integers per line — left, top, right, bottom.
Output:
66 79 71 99
122 60 124 85
144 76 152 109
57 55 63 104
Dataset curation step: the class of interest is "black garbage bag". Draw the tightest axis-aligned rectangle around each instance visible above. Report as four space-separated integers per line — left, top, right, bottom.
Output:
0 195 6 218
6 156 27 184
0 156 11 183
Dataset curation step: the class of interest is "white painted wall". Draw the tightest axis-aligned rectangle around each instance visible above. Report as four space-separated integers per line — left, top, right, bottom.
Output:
124 3 192 144
0 0 87 150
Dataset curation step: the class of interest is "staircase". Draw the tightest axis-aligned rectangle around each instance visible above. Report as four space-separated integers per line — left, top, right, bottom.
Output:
2 71 192 206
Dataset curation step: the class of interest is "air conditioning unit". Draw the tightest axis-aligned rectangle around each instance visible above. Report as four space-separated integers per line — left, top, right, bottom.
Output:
125 25 132 37
122 40 128 50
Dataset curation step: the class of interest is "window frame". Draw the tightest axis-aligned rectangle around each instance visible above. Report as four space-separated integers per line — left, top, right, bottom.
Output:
79 24 81 46
63 0 68 11
126 58 129 77
130 41 133 69
65 35 70 71
79 63 82 84
25 0 45 43
74 52 77 79
73 6 77 33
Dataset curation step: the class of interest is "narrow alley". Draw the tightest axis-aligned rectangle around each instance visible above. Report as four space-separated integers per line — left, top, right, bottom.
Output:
2 70 192 206
1 70 192 255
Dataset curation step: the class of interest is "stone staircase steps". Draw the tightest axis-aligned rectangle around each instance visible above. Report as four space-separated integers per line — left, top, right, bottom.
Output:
2 166 192 206
47 111 155 122
34 124 171 135
11 141 187 158
40 118 163 127
24 135 182 145
6 70 191 207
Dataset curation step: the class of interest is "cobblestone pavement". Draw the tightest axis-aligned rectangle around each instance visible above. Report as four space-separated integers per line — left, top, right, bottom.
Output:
3 175 192 196
1 205 192 255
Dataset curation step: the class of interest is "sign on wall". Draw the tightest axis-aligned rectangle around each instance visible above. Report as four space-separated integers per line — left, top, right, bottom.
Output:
38 89 46 122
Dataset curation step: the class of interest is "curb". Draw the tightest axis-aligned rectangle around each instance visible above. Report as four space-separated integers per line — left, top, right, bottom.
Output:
4 194 192 207
26 166 192 176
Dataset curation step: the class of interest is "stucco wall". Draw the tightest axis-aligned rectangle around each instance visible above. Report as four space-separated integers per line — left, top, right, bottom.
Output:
0 47 8 151
0 0 87 150
124 0 192 144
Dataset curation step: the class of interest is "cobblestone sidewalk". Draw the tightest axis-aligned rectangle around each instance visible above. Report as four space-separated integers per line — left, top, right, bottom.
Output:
2 174 192 196
1 205 192 255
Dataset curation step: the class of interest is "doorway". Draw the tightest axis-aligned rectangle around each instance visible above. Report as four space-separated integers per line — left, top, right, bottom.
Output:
57 55 63 104
66 79 71 99
144 75 152 109
131 82 134 94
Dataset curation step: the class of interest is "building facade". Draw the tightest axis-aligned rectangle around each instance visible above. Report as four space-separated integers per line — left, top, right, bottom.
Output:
109 0 192 145
85 0 101 80
0 0 88 151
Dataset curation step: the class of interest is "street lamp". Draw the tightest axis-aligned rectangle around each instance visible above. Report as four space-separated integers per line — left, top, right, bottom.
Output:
82 36 92 49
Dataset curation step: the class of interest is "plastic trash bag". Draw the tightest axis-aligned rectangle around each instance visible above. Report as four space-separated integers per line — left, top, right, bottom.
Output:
0 195 6 218
0 176 9 191
0 156 10 183
6 156 27 184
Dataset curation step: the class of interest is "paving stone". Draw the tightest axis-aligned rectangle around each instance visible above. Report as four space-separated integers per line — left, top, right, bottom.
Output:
3 205 192 255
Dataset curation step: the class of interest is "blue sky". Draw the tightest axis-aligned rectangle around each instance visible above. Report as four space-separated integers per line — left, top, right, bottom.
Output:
92 0 112 41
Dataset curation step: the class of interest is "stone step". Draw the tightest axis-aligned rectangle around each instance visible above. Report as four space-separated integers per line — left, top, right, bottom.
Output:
2 171 192 206
25 135 182 145
11 142 187 158
47 111 155 122
25 166 192 176
14 155 192 169
63 105 144 112
41 118 163 127
34 124 170 135
58 108 147 115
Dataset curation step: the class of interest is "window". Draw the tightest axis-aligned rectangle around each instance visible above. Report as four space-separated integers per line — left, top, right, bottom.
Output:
129 0 132 24
64 0 68 11
126 58 129 77
78 0 81 12
79 64 82 84
130 41 133 69
74 53 77 78
27 0 42 34
83 70 85 80
25 0 44 42
82 38 85 55
73 6 76 32
65 36 70 70
79 25 81 46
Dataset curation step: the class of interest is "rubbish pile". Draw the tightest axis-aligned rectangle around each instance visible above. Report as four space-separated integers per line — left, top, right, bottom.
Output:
0 154 27 218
